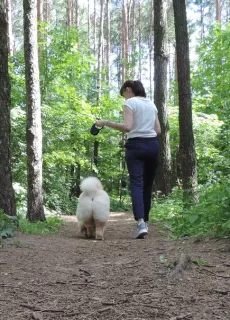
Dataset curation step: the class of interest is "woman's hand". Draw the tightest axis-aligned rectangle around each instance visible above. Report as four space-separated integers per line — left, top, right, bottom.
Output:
95 120 108 127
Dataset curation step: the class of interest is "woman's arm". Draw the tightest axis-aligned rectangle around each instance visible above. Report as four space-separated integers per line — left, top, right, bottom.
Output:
154 115 161 134
95 106 133 133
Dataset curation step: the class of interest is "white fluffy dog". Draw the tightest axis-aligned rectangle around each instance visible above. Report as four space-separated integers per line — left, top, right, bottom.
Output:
76 177 110 240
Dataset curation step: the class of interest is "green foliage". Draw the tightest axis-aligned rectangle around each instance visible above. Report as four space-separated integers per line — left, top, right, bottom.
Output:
159 255 168 264
18 215 66 235
8 18 230 237
190 23 230 200
110 196 132 212
9 53 27 187
193 259 209 266
44 179 77 214
162 24 229 238
9 26 127 213
192 24 230 121
192 111 225 183
168 107 225 185
150 187 184 224
0 211 18 246
9 52 26 108
13 183 27 216
152 178 230 238
168 107 179 156
40 27 97 103
10 107 27 184
39 27 127 212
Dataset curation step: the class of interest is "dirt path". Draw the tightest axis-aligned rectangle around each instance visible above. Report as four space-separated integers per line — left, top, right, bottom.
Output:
1 212 230 320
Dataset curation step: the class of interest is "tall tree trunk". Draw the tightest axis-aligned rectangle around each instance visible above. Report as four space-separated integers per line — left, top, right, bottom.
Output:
70 163 81 198
87 0 90 45
71 0 74 27
93 0 105 172
66 0 72 27
105 0 110 84
122 0 128 83
216 0 221 22
93 0 96 53
149 0 154 100
200 1 205 40
23 0 45 221
97 0 104 99
5 0 13 55
228 0 230 22
76 0 79 27
37 0 43 70
154 0 172 196
0 2 16 216
173 0 198 203
129 0 136 79
37 0 43 21
138 0 142 80
44 0 50 23
121 0 129 175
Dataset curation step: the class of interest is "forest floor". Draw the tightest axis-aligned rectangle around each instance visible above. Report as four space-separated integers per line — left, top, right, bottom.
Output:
1 211 230 320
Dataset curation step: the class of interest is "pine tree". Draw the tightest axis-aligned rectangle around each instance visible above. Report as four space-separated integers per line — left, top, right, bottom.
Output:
173 0 198 203
154 0 172 195
0 1 16 216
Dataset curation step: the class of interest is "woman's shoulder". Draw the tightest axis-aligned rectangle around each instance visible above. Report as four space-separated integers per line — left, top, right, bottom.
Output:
126 96 149 103
125 97 156 109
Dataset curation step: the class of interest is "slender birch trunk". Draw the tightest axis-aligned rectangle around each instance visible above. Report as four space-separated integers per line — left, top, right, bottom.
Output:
23 0 45 221
5 0 13 55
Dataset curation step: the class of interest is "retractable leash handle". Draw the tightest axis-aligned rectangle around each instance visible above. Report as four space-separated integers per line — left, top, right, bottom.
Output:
90 123 103 136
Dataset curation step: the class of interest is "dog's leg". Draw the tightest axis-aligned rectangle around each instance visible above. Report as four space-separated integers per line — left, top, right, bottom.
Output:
78 221 88 237
81 225 88 237
95 220 106 240
85 219 95 238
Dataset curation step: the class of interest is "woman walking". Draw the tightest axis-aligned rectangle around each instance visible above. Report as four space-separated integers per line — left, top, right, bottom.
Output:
96 80 161 239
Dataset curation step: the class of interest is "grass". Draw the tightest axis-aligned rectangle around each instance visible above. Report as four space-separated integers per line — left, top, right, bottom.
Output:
18 215 66 235
0 212 66 247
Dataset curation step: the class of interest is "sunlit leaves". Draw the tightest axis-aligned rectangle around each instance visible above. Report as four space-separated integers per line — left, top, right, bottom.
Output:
192 24 230 120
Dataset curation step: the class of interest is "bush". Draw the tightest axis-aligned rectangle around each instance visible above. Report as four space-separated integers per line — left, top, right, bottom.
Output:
150 188 184 224
0 211 18 246
159 178 230 238
18 215 66 235
110 195 132 212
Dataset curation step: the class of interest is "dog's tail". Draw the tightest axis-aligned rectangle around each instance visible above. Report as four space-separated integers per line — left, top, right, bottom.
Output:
80 177 103 193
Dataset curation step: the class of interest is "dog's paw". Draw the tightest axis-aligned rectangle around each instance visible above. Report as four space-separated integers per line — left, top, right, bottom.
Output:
95 233 104 240
80 226 87 235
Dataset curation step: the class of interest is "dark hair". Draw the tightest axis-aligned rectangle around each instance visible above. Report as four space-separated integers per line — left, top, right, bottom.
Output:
120 80 146 97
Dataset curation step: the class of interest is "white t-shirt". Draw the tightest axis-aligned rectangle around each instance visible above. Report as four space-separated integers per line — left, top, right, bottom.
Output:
124 97 158 139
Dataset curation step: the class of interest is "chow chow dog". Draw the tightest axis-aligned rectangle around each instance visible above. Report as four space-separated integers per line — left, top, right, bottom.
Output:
76 177 110 240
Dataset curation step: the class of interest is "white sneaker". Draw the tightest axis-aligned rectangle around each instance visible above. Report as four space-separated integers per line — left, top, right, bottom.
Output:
134 221 148 239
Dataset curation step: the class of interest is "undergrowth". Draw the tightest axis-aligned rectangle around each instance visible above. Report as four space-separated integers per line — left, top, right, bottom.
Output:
2 178 229 244
150 178 230 238
0 212 65 247
18 215 66 235
0 211 18 246
110 195 132 212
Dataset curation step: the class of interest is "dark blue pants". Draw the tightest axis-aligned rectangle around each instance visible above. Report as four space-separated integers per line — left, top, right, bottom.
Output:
125 137 159 222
